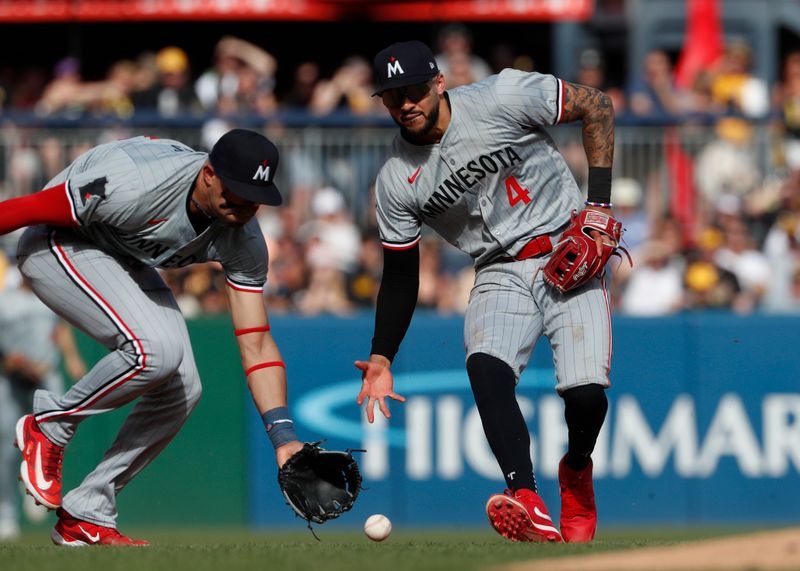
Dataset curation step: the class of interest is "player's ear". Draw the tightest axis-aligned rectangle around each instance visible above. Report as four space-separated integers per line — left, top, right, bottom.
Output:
434 73 446 94
201 162 217 185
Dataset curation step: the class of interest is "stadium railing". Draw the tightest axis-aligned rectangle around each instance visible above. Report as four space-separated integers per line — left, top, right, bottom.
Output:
0 112 785 229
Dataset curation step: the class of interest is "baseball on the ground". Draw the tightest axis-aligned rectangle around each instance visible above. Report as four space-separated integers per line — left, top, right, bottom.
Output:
363 514 392 542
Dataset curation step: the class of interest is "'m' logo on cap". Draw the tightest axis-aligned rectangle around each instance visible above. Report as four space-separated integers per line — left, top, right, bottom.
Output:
387 56 404 78
252 160 271 182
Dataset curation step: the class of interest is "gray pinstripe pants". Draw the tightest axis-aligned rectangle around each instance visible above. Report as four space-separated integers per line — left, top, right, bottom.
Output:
16 226 202 527
465 255 612 391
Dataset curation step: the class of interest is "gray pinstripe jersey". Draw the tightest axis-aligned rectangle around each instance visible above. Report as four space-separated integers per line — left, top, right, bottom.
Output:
49 136 267 289
375 69 582 266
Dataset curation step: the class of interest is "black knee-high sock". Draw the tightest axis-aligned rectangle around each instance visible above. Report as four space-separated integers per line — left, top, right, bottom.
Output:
467 353 536 492
562 384 608 471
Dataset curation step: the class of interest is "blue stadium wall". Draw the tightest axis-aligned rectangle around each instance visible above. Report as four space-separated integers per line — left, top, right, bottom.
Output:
68 313 800 529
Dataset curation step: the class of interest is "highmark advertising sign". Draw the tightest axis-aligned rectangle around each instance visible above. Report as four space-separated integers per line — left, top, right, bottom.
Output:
248 314 800 527
299 380 800 483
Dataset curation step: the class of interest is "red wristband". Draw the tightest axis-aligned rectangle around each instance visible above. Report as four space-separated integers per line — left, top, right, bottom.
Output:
245 361 285 376
234 325 270 336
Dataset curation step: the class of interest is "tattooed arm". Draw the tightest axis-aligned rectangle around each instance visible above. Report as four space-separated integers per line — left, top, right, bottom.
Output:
560 82 615 168
561 82 616 252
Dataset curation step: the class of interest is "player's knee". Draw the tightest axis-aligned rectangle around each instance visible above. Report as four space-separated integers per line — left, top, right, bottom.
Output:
142 335 185 381
562 383 607 408
467 353 516 400
562 384 608 429
183 372 203 411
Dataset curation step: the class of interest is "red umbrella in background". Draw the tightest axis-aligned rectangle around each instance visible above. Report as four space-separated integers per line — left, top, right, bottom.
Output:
674 0 724 90
667 0 724 246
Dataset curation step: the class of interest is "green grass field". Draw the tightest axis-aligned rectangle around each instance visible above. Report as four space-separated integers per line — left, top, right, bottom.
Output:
0 527 745 571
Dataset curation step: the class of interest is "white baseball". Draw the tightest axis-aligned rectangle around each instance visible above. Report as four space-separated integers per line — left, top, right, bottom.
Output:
363 514 392 542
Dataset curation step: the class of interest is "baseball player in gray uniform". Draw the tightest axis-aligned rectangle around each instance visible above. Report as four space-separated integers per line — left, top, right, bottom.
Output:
355 41 618 543
0 129 304 546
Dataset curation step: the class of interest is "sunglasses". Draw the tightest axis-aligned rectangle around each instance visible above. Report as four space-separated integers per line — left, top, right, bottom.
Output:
380 79 435 107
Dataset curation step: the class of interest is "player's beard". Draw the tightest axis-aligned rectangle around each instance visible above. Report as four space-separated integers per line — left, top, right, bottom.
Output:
398 101 440 142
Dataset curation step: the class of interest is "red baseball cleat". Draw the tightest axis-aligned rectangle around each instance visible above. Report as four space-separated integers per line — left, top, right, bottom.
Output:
559 454 597 543
486 488 563 543
15 415 63 510
52 509 149 547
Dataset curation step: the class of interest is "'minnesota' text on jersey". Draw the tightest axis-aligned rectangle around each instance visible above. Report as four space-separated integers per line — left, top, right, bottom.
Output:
375 69 582 266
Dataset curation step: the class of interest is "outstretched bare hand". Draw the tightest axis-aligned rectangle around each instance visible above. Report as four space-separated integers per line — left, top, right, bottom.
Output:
354 360 406 423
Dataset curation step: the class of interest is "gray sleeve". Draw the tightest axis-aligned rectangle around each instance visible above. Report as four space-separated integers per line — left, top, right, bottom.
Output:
493 68 564 127
375 165 421 249
64 149 145 228
214 219 268 292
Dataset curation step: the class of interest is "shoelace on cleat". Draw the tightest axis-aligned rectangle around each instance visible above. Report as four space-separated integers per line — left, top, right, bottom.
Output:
43 444 64 481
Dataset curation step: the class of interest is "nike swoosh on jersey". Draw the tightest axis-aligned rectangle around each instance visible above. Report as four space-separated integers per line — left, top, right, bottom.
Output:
34 443 54 490
408 166 422 184
78 525 100 543
148 218 169 225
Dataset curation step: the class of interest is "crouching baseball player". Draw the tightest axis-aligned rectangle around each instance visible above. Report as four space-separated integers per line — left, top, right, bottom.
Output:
355 41 622 543
0 129 305 545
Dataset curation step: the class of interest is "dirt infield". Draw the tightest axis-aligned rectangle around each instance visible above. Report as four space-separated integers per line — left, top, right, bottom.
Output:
498 528 800 571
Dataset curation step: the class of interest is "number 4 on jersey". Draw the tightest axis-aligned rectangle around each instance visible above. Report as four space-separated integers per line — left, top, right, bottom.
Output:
505 176 531 207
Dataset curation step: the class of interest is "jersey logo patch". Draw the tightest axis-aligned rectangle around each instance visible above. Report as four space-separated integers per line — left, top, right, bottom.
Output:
408 166 421 184
79 177 108 205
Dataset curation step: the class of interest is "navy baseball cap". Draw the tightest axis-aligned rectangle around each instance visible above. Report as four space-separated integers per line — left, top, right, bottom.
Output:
209 129 282 206
373 41 439 96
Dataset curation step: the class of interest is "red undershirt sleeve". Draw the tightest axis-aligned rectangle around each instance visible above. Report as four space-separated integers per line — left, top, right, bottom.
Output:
0 183 78 236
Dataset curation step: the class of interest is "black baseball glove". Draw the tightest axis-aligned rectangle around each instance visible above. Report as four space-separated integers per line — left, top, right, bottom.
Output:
277 442 362 525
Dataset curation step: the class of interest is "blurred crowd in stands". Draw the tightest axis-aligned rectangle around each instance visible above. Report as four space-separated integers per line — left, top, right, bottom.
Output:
0 26 535 118
1 24 800 317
